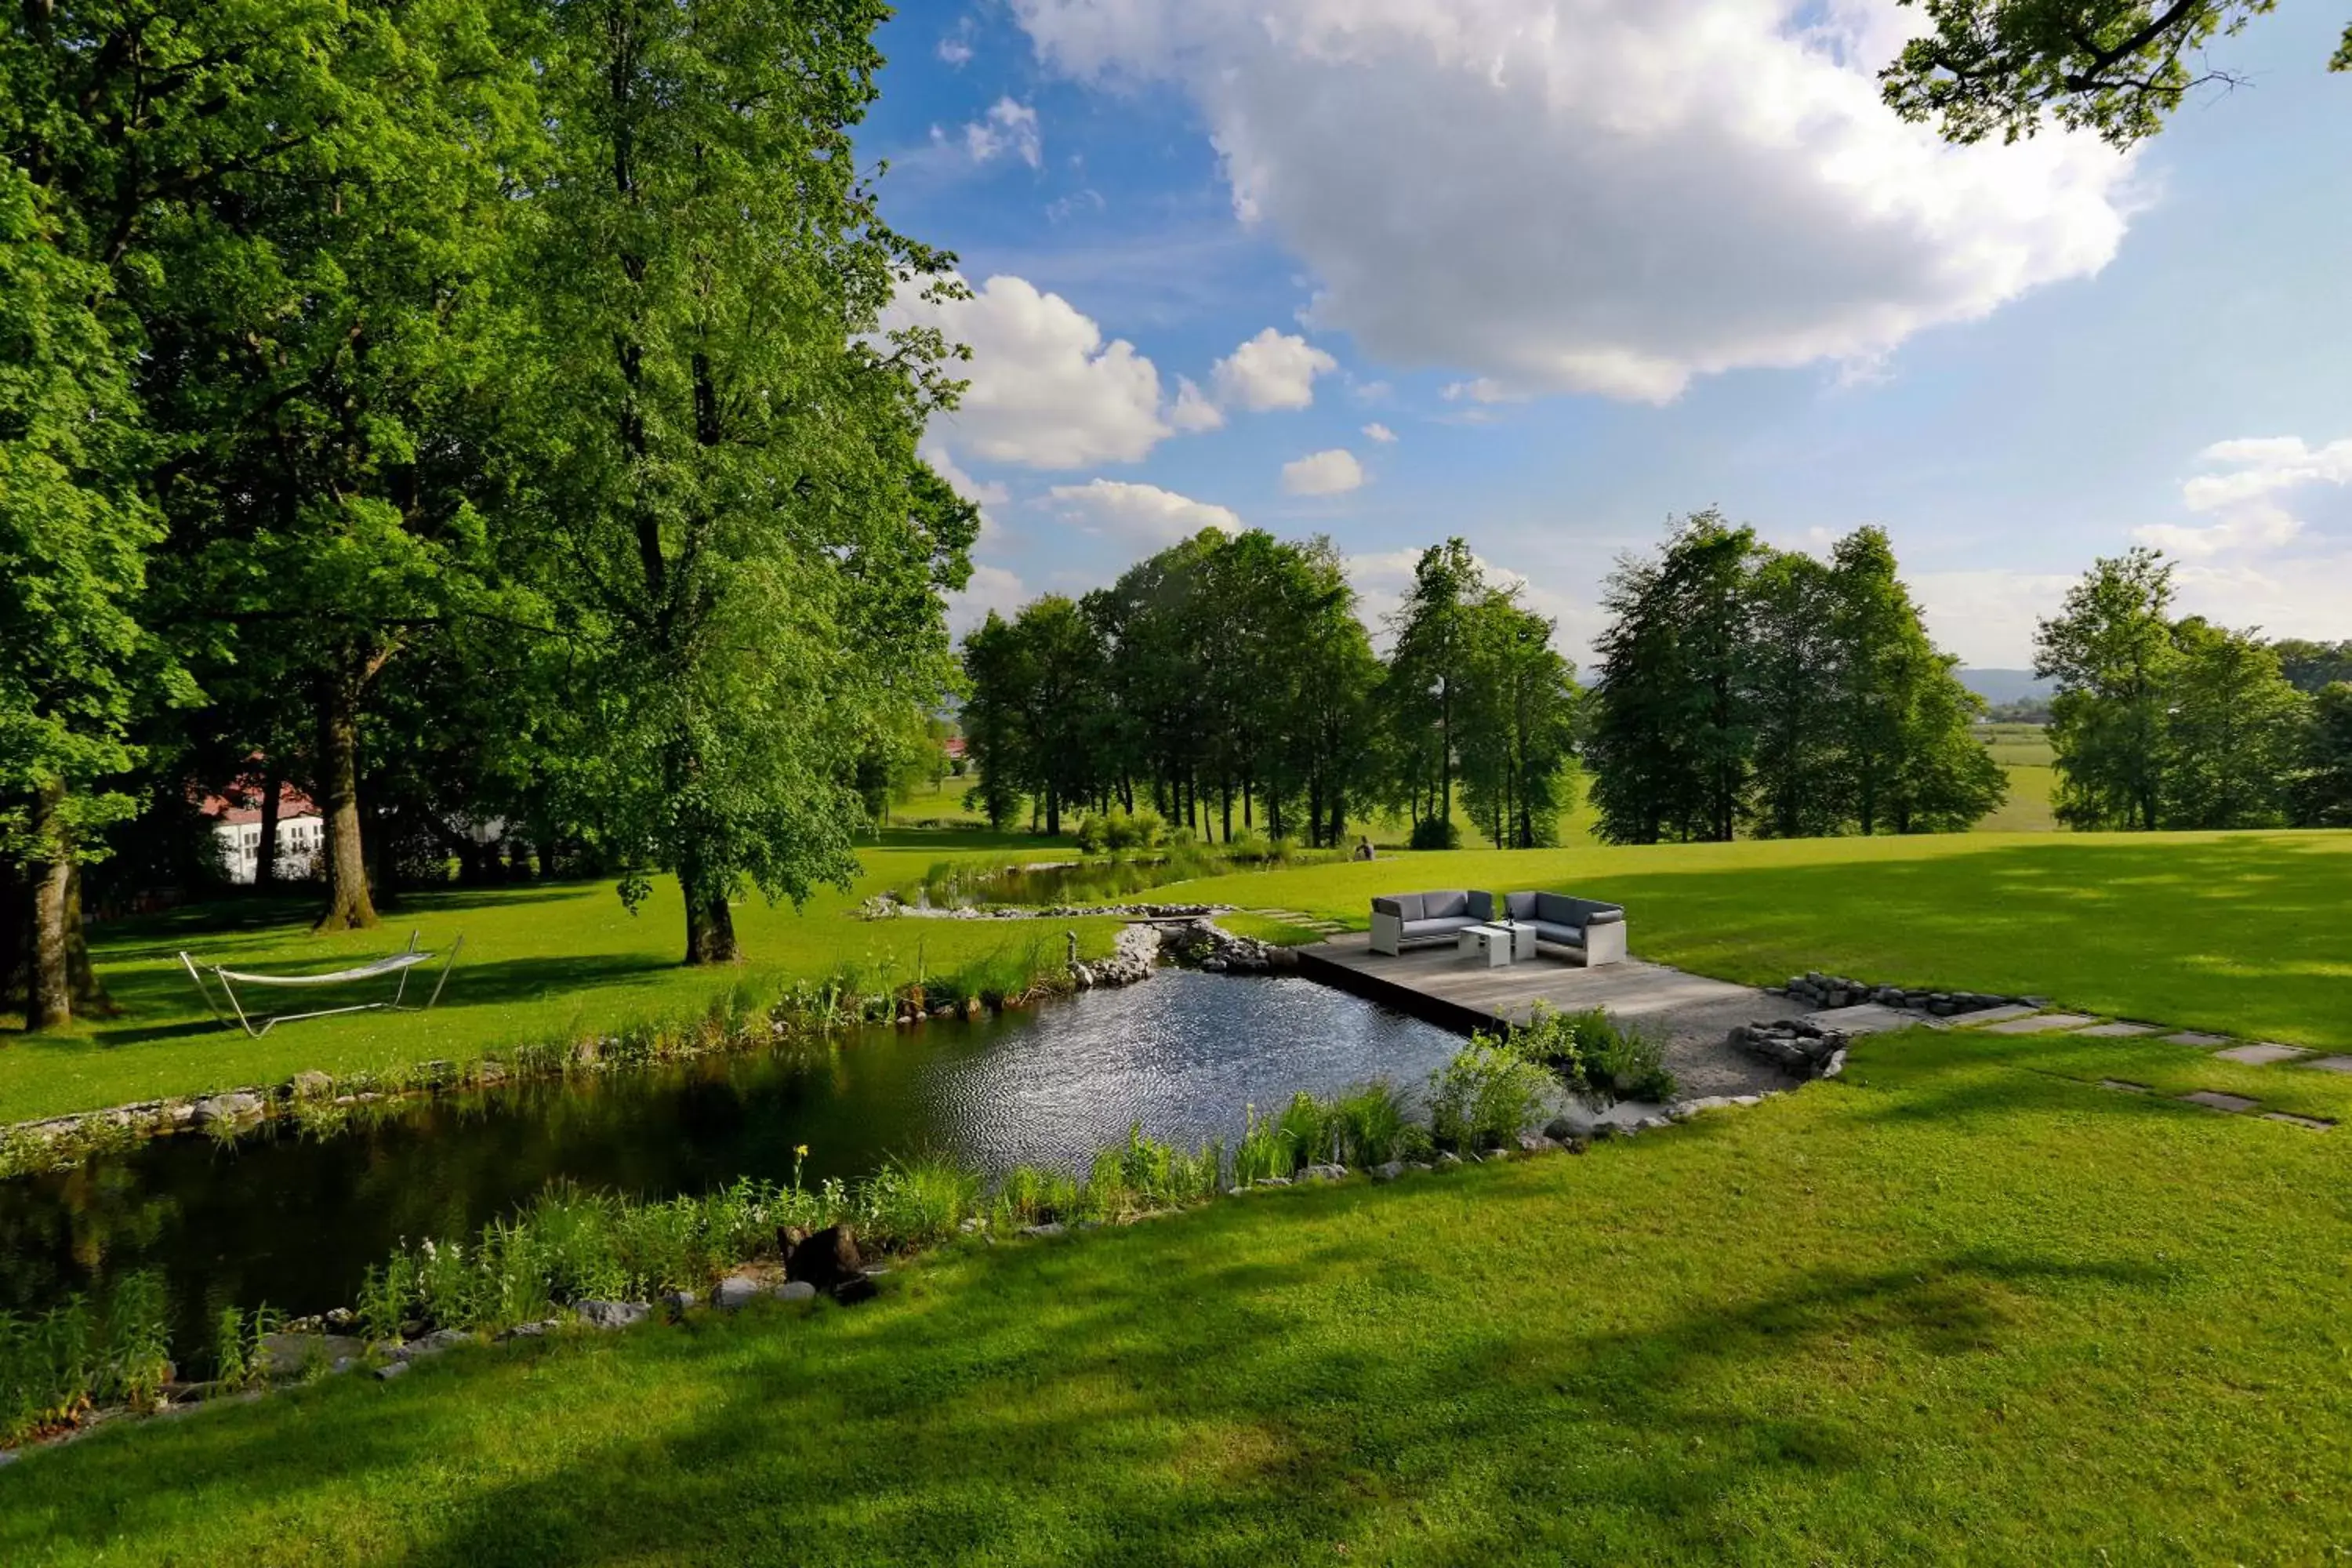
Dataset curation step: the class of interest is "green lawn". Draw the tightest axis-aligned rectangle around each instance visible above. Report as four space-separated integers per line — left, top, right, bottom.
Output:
7 828 2347 1131
0 843 1131 1128
5 1022 2349 1563
1163 830 2352 1050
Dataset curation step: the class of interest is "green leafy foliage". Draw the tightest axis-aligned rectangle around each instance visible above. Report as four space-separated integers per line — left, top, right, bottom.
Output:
519 0 972 964
1589 517 2000 844
2296 684 2352 828
1878 1 2339 150
1429 1033 1553 1152
964 528 1384 848
2038 551 2315 830
0 1270 172 1443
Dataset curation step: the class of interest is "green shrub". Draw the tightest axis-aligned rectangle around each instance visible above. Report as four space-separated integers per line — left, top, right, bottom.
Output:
1076 809 1167 855
1409 816 1460 851
1326 1080 1428 1165
1579 1015 1676 1105
1429 1033 1552 1151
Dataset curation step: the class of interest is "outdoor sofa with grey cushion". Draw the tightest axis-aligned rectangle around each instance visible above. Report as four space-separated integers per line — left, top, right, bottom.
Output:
1498 891 1628 966
1368 890 1494 954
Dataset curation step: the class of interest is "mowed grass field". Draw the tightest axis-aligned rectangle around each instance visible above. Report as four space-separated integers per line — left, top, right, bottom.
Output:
1975 723 2059 833
5 826 2345 1130
0 840 1127 1128
1180 829 2352 1051
5 1020 2350 1563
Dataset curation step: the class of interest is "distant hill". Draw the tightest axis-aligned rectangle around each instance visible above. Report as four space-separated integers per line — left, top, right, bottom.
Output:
1957 669 2053 706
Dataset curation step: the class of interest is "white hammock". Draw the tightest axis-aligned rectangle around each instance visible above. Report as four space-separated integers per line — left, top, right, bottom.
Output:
180 930 463 1037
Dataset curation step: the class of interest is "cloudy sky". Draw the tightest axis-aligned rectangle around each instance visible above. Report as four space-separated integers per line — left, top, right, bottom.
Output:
866 1 2352 669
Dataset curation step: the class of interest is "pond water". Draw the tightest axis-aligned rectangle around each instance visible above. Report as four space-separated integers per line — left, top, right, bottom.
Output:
0 971 1461 1353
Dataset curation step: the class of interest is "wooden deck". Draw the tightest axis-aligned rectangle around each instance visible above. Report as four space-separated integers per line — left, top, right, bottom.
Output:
1298 931 1795 1042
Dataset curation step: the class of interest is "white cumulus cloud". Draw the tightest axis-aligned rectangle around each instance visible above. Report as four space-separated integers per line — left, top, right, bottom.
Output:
1362 422 1397 444
1211 328 1339 412
948 564 1031 636
1281 448 1365 496
1170 376 1226 432
1013 0 2136 402
889 274 1171 469
1047 479 1242 548
964 97 1043 169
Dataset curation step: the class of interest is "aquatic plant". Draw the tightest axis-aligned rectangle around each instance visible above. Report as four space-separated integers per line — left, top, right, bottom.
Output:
992 1164 1083 1228
1428 1033 1552 1152
0 1271 173 1444
1325 1080 1428 1167
1084 1125 1222 1218
1230 1102 1297 1185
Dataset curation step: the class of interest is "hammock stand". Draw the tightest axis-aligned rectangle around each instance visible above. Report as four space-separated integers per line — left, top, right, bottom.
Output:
179 930 463 1038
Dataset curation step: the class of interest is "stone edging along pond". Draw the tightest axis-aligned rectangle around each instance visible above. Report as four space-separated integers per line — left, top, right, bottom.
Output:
0 1073 1795 1468
0 920 1283 1181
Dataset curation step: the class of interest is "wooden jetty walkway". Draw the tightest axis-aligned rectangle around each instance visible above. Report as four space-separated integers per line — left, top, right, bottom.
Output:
1297 935 1808 1095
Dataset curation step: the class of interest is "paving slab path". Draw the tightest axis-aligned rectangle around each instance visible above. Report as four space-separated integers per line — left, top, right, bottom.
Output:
1981 1012 2100 1035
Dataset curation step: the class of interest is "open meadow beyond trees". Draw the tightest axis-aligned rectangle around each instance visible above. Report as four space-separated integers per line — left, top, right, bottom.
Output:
2 1018 2348 1564
5 826 2347 1131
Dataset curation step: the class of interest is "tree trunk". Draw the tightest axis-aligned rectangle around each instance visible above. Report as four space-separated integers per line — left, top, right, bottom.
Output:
27 783 72 1031
314 676 379 931
681 871 740 965
0 862 24 1014
255 757 282 887
64 866 108 1013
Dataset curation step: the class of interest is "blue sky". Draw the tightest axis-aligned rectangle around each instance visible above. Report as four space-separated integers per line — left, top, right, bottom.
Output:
858 2 2352 668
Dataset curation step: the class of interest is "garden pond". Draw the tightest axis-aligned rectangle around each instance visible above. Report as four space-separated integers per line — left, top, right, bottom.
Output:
0 970 1461 1355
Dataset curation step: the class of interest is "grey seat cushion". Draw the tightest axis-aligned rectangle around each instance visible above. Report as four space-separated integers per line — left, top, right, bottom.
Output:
1534 893 1626 930
1526 920 1584 948
1402 916 1479 941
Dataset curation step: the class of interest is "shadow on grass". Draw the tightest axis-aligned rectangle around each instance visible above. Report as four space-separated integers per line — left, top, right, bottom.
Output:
13 953 684 1058
0 1171 2170 1566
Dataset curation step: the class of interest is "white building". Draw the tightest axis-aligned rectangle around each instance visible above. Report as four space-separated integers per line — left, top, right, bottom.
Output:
205 787 325 884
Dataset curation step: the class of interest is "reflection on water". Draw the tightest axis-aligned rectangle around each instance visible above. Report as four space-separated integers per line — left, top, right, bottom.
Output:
0 971 1461 1348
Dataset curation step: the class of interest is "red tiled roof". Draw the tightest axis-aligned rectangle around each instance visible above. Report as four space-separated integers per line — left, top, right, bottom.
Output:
201 784 321 826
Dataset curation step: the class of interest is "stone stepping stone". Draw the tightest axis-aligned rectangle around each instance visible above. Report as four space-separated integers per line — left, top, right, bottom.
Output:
2306 1056 2352 1075
2164 1032 2230 1047
1980 1012 2098 1035
2213 1043 2312 1066
1948 1004 2039 1026
2181 1091 2259 1114
2262 1112 2334 1131
1802 1004 1936 1035
2074 1022 2158 1038
2098 1079 2152 1094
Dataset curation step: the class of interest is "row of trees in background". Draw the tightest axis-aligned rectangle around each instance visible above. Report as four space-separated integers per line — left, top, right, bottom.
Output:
2 0 972 1026
1583 513 2005 844
2036 552 2352 830
962 532 1581 850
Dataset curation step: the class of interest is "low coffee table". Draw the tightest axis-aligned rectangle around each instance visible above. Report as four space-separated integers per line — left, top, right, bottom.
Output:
1458 922 1538 967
